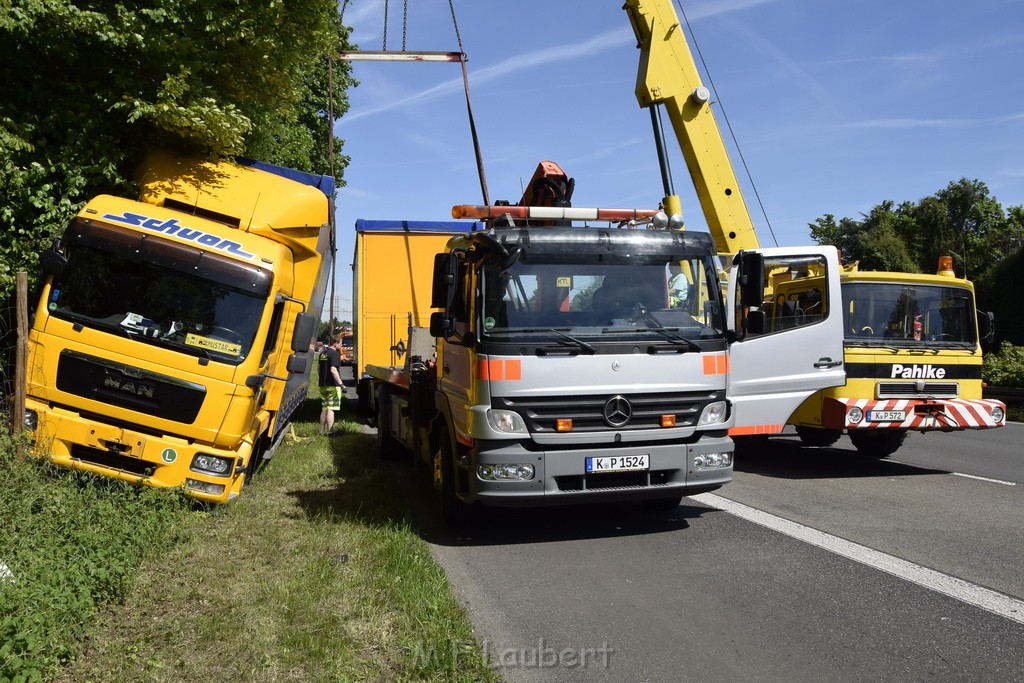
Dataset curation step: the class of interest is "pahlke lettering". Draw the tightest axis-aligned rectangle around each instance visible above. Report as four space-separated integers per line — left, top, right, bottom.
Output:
890 364 946 379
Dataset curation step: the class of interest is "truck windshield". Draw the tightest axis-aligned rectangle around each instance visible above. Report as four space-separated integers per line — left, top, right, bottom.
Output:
842 282 977 348
481 254 724 346
47 239 268 364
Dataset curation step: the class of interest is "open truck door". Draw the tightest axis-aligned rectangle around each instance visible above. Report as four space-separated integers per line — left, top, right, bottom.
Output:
727 246 845 435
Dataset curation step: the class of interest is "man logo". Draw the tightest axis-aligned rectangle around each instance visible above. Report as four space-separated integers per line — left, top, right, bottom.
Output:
603 395 632 428
103 370 156 399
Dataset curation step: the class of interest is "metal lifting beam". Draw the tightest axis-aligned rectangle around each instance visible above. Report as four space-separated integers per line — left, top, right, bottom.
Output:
337 50 464 62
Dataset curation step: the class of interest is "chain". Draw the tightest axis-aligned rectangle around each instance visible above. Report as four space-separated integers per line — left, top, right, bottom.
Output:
382 0 389 50
402 0 408 50
447 0 464 52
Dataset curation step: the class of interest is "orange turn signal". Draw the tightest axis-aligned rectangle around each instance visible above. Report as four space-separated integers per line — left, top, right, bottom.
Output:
661 415 677 428
555 418 573 432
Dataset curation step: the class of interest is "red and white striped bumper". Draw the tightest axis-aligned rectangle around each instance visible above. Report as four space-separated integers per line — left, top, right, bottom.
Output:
822 397 1006 430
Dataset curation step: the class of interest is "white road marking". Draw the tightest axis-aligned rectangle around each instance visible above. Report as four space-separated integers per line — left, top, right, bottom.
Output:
951 472 1017 486
692 493 1024 626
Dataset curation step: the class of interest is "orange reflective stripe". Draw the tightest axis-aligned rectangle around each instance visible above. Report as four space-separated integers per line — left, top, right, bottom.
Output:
504 359 521 380
729 424 784 436
477 359 521 381
703 354 728 375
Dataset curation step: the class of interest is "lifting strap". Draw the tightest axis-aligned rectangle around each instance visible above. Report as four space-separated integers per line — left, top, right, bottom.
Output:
337 0 490 205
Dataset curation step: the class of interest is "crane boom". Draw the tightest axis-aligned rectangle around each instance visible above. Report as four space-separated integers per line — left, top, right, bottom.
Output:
625 0 760 253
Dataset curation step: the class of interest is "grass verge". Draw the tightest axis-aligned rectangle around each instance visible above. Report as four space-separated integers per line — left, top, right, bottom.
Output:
3 397 497 682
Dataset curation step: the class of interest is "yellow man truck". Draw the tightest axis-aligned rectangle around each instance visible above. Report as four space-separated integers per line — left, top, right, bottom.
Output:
625 0 1005 456
24 152 334 502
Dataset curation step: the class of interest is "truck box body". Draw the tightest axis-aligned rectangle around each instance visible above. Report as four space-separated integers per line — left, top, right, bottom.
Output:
25 152 334 502
352 220 478 409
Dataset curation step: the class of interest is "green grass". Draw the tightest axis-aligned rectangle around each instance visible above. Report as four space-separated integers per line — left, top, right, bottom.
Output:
1 398 498 682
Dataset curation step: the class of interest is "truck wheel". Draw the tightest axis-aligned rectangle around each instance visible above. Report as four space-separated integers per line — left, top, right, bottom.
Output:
795 426 842 448
848 430 908 458
375 386 403 460
433 431 469 525
244 438 267 485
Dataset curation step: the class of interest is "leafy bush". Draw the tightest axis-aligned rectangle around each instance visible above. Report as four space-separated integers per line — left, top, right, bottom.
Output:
0 437 192 682
983 341 1024 388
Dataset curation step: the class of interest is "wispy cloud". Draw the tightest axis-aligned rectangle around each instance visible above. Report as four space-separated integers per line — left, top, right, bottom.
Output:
338 0 787 125
683 0 780 21
339 28 632 125
839 113 1024 130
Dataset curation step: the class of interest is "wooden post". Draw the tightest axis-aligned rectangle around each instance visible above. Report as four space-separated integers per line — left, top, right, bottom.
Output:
14 271 27 458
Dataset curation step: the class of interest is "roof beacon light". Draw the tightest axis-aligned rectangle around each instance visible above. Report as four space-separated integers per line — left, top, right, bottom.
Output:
937 256 955 277
451 205 661 222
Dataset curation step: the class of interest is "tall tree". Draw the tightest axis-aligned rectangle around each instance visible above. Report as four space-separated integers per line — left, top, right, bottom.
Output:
0 0 354 299
808 178 1024 282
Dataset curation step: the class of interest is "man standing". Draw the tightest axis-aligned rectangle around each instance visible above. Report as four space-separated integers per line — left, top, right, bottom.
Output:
318 333 345 435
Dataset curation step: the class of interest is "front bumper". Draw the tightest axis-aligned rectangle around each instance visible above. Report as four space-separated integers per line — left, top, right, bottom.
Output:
463 435 733 507
24 400 248 503
821 397 1006 431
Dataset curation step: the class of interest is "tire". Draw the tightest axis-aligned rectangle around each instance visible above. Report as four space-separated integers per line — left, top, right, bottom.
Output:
244 438 267 485
795 426 842 448
848 429 908 458
433 428 470 525
374 386 404 460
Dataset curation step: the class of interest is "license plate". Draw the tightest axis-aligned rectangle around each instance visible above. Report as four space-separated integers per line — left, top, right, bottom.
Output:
866 410 905 422
586 454 649 473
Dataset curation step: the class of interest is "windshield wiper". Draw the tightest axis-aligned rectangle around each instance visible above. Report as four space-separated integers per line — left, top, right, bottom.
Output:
521 328 597 354
647 326 701 351
602 325 701 351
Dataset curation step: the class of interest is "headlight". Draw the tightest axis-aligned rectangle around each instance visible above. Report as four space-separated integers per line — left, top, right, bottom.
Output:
486 409 528 434
191 453 232 477
847 406 864 424
693 452 733 470
478 464 535 481
185 479 226 496
698 401 727 425
991 406 1005 423
24 410 38 432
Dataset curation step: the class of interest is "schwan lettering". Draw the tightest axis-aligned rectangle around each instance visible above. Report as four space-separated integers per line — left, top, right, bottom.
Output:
102 211 255 259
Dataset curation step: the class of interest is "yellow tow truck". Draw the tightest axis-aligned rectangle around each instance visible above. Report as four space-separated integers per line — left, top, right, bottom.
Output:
625 0 1005 456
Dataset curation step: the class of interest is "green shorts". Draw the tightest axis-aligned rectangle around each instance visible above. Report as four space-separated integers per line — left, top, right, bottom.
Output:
320 386 343 411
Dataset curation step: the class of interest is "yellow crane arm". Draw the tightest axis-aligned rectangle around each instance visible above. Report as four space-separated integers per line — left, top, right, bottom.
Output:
624 0 760 252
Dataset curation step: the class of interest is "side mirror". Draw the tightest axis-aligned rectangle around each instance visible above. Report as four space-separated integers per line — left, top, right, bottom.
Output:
290 312 317 352
40 249 68 276
737 251 766 309
430 311 453 338
286 352 309 374
744 310 766 336
978 310 996 346
431 253 454 308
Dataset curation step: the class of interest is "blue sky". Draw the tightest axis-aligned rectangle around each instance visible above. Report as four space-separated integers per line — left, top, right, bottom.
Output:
327 0 1024 321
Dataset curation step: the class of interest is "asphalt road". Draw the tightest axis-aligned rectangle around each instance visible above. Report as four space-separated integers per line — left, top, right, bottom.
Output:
373 415 1024 682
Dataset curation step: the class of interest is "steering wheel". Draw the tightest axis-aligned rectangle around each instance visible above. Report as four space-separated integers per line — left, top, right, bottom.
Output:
631 301 662 328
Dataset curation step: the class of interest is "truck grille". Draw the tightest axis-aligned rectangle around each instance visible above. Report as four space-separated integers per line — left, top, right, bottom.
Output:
56 350 206 423
71 444 155 477
496 390 722 433
876 382 959 399
555 469 677 491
